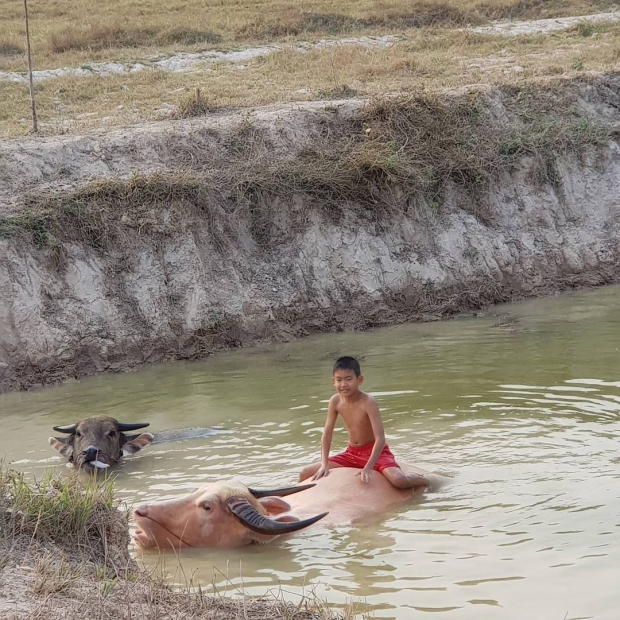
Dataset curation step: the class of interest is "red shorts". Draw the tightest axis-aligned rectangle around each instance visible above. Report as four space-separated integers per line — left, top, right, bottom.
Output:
328 442 400 473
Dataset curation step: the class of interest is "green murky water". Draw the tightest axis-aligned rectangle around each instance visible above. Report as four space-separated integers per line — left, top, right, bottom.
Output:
1 285 620 619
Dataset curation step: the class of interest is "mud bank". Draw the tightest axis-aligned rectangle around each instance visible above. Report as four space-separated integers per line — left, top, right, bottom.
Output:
0 74 619 393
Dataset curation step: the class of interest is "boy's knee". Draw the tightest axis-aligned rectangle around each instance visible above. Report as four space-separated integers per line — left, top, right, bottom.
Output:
384 468 424 490
298 465 314 482
390 474 411 489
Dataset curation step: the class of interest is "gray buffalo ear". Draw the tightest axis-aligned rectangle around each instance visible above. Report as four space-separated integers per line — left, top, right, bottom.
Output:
48 436 74 460
120 432 154 456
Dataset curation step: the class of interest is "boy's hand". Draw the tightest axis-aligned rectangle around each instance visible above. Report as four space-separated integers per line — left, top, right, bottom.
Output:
312 463 330 481
357 467 373 483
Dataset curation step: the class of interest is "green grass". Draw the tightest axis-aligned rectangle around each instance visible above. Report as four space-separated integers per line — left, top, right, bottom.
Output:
0 463 124 568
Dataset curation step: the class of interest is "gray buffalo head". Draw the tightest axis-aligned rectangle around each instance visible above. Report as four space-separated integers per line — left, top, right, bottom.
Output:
49 416 153 473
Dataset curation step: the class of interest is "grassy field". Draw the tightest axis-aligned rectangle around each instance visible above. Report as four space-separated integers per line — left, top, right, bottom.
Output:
2 19 619 137
1 0 618 72
1 0 619 137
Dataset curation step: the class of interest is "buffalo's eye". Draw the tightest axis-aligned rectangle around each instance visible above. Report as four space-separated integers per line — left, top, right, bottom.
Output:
203 504 211 511
75 430 82 438
106 430 117 437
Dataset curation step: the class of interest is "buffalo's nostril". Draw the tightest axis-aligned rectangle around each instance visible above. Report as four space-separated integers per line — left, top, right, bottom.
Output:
82 446 98 462
134 505 148 517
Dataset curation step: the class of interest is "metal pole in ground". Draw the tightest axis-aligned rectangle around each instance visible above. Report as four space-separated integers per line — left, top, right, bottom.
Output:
23 0 38 134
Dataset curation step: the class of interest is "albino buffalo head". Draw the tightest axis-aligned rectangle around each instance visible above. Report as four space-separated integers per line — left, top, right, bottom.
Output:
49 416 153 473
132 481 327 550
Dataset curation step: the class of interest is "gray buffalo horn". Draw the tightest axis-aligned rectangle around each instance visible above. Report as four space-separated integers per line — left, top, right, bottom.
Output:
116 422 150 431
248 483 316 499
52 424 77 434
52 421 150 433
227 498 328 535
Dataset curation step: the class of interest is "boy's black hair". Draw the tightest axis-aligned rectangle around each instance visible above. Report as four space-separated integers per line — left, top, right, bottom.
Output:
333 356 361 377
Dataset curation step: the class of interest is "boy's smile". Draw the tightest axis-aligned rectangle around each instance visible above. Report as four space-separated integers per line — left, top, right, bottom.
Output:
333 369 363 397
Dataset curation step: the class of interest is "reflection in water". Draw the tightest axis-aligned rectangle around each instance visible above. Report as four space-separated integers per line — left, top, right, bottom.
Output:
1 285 620 619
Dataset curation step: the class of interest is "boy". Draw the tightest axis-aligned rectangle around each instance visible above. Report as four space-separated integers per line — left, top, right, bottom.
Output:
298 356 429 489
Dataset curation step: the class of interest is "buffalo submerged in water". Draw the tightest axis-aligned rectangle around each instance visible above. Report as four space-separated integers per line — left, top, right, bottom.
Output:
132 464 443 550
49 416 154 472
49 416 223 472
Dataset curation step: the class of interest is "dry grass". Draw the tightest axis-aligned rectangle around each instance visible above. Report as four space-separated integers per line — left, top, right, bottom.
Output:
0 40 23 57
2 566 364 619
0 0 618 72
49 25 222 54
1 78 611 254
175 88 218 118
2 20 620 138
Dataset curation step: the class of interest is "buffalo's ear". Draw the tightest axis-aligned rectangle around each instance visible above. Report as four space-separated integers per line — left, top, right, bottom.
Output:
273 515 300 523
48 436 74 460
257 497 292 516
120 432 154 457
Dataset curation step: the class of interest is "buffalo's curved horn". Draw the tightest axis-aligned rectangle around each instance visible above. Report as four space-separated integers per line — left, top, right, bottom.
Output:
116 422 150 432
52 424 77 434
248 483 316 499
227 498 327 535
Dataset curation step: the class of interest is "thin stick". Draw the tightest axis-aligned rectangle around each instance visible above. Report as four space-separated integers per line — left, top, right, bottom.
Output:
23 0 38 134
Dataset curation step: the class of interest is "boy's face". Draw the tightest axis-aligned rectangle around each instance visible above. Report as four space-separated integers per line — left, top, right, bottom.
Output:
332 369 363 396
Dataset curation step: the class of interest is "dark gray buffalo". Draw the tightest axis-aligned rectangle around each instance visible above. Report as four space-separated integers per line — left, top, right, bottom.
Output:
49 416 154 473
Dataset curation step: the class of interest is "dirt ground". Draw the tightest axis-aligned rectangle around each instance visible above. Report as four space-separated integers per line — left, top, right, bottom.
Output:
0 559 334 620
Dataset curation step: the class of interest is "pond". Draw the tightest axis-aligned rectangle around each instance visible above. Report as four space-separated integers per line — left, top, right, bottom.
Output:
1 285 619 620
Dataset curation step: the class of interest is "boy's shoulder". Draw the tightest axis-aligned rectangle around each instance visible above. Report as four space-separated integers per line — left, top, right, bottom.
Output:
330 391 376 407
360 390 378 406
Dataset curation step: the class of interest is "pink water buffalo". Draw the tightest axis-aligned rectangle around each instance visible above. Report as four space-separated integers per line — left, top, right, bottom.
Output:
132 464 437 550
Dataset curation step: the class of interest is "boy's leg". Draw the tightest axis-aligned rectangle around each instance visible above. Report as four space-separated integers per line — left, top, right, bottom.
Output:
381 466 429 490
298 460 344 482
298 461 322 482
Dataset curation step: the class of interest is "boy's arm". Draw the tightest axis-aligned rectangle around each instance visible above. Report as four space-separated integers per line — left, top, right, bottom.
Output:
359 397 386 482
311 396 338 480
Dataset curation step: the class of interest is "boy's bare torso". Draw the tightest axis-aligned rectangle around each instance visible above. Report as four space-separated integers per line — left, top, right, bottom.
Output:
333 392 377 446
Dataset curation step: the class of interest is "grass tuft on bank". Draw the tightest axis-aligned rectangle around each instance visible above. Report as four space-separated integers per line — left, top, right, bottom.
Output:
0 464 129 574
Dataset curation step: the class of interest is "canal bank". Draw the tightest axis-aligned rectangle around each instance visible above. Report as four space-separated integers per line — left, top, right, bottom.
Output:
0 72 619 392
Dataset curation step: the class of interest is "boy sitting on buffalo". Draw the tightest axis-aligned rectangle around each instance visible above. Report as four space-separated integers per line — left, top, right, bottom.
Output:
299 356 430 489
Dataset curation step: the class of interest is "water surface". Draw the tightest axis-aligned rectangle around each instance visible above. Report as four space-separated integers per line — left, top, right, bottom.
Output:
1 285 619 619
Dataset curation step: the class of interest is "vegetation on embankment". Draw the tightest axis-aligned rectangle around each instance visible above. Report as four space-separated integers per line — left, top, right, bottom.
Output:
0 77 613 253
0 466 125 570
0 465 351 619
